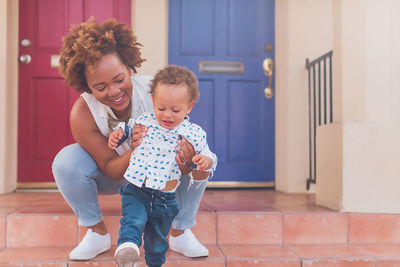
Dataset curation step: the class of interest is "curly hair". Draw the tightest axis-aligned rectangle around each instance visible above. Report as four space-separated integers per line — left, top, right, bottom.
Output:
150 65 199 102
59 17 145 93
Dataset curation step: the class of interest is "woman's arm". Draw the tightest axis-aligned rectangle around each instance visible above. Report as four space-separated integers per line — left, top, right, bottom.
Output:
70 97 133 180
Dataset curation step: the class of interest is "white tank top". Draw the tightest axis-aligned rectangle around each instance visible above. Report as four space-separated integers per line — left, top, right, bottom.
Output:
81 76 154 155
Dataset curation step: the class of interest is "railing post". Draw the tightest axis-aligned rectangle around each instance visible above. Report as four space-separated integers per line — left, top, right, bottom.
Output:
305 51 333 190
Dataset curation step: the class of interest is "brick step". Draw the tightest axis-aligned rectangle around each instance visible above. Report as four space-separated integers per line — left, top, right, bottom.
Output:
1 191 400 266
1 244 400 266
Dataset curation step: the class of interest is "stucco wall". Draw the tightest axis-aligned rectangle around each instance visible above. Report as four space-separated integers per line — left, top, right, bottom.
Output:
133 0 168 76
340 0 400 213
317 0 400 212
0 0 18 193
275 0 333 193
316 123 342 210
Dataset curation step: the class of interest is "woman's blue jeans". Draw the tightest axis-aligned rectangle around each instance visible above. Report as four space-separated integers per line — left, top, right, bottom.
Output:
52 143 207 229
119 183 178 267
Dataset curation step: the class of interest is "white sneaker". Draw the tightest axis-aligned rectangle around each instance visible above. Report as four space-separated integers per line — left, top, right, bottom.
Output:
115 242 140 267
169 229 209 257
69 229 111 260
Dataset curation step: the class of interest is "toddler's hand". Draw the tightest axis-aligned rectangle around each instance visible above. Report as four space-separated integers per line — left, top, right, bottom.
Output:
108 128 124 149
192 154 212 171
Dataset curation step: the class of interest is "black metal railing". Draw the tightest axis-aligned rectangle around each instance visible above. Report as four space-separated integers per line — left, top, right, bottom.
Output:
305 50 333 190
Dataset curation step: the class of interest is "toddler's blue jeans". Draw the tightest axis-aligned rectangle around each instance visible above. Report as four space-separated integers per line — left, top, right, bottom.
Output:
118 183 178 267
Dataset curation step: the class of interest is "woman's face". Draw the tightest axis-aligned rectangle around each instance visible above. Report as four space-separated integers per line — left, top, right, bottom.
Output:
85 53 133 118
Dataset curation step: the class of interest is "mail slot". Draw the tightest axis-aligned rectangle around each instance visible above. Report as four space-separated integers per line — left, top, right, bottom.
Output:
199 61 244 74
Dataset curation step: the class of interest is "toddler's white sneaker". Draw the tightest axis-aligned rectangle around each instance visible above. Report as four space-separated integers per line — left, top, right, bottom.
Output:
69 228 111 260
115 242 140 267
169 229 209 257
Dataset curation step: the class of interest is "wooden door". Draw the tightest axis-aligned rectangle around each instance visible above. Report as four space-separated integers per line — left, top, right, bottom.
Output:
169 0 275 184
18 0 131 183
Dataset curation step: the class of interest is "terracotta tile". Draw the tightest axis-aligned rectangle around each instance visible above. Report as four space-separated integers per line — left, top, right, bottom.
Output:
69 263 116 267
223 245 300 266
288 244 373 259
104 215 122 245
6 215 78 247
0 207 20 215
99 201 122 215
191 213 217 244
275 204 333 213
284 213 348 244
217 213 282 244
12 203 74 215
377 260 400 266
349 214 400 243
165 244 224 266
164 260 225 267
0 247 70 262
220 244 299 259
302 259 375 267
0 216 5 248
227 260 300 267
21 264 65 267
203 190 279 211
198 200 214 212
357 244 400 258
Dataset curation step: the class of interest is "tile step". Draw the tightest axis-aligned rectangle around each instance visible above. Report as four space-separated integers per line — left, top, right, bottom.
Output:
1 244 400 266
1 191 400 266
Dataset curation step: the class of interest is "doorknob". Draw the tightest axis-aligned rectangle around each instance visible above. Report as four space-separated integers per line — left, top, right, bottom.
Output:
262 58 274 99
19 54 32 64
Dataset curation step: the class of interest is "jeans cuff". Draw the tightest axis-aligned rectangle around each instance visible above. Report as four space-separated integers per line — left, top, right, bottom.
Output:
171 218 196 230
77 214 104 227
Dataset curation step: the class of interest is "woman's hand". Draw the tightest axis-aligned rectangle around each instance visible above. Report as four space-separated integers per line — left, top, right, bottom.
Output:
130 124 147 150
175 138 195 175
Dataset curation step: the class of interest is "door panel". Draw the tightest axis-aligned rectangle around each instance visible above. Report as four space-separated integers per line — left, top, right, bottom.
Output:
18 0 131 183
169 0 275 183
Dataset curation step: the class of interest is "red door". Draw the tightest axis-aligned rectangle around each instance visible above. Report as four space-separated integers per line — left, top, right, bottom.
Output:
18 0 131 183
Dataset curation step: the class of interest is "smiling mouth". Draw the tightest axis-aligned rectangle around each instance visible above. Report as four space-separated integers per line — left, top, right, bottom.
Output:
112 95 125 105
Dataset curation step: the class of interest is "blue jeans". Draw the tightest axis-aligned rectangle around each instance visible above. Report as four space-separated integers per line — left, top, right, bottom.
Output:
119 183 178 267
52 143 207 228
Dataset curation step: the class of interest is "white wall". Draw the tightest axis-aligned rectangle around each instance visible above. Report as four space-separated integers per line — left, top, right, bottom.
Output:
275 0 333 193
0 0 18 193
317 0 400 212
133 0 168 76
340 0 400 213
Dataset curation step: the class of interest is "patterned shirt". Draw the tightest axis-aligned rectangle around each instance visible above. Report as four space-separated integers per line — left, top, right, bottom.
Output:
116 111 217 190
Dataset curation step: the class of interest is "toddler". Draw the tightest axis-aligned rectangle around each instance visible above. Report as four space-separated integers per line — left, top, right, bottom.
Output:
108 65 217 267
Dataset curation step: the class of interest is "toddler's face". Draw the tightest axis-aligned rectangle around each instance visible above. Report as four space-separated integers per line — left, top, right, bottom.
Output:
152 83 194 130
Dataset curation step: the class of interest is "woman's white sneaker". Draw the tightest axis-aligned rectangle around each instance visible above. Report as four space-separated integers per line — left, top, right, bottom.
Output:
169 229 209 257
69 228 111 260
115 242 140 267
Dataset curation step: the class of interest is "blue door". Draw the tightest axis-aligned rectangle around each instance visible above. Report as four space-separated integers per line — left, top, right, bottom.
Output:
169 0 275 185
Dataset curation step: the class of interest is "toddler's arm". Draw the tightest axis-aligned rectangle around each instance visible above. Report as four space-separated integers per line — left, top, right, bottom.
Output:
108 128 124 149
191 154 213 180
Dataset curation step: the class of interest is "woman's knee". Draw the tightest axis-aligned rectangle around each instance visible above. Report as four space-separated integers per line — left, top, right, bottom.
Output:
52 143 97 183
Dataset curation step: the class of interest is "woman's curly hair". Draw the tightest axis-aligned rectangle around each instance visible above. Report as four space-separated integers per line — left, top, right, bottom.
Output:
150 65 199 102
59 17 145 93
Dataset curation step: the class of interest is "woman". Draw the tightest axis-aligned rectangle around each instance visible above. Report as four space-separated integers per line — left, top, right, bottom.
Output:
52 17 209 260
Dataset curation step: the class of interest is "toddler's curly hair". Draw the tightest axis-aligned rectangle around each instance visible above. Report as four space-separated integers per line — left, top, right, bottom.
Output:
59 17 145 93
150 65 199 102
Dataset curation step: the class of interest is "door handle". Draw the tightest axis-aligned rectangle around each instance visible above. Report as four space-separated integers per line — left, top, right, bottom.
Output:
19 54 32 64
262 58 273 99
